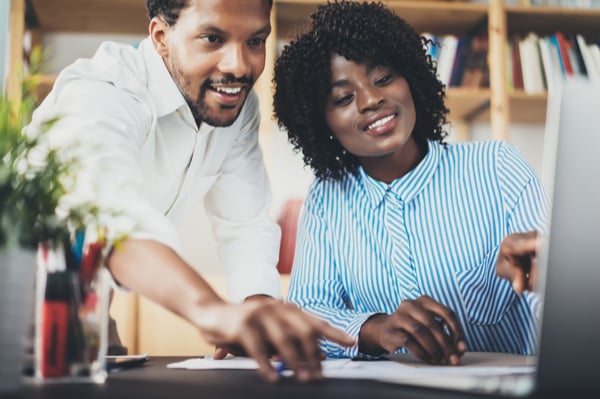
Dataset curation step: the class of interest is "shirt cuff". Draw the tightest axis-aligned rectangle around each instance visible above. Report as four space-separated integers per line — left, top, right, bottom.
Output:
225 265 281 303
341 312 382 359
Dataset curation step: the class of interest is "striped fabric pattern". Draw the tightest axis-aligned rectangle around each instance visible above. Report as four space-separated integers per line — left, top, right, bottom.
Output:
287 140 549 359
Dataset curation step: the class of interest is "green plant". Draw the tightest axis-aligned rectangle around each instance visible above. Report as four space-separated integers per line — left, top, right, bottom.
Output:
0 49 98 249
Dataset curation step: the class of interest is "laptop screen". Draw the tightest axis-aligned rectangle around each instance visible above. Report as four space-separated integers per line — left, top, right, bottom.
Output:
535 79 600 393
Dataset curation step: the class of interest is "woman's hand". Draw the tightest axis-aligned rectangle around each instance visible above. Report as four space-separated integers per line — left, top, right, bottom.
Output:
496 231 540 295
358 295 466 365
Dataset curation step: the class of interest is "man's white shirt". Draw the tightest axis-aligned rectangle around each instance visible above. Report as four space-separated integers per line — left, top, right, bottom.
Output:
26 37 281 301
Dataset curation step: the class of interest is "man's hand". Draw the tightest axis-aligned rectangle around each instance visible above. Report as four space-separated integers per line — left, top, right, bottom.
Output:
496 231 540 295
358 295 466 365
196 299 355 383
213 295 274 360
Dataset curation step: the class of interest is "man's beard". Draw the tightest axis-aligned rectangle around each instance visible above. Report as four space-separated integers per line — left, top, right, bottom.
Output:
188 75 254 127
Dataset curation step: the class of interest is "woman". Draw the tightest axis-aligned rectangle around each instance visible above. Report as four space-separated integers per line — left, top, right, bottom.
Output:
273 1 548 365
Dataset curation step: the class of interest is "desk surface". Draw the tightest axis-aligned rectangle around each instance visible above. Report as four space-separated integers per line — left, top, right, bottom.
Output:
2 357 593 399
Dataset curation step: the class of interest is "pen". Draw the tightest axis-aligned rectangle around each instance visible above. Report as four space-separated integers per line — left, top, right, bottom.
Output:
433 315 452 337
72 229 85 266
275 361 289 376
79 239 103 287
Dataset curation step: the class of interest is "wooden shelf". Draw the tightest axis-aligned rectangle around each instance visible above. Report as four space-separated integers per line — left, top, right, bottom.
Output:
276 0 488 39
509 91 547 124
29 0 147 34
506 5 600 39
475 91 548 125
445 89 546 126
445 87 491 122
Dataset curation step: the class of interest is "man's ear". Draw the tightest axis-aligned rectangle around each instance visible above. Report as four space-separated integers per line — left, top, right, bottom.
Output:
149 17 169 57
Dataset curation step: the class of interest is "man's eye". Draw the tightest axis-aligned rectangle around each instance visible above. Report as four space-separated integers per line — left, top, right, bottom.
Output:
203 35 222 44
248 38 266 48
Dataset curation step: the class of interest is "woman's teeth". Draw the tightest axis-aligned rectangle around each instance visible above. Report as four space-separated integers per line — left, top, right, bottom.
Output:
367 114 395 130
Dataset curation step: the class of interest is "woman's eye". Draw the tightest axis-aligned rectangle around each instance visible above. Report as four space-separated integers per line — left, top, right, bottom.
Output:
333 94 353 106
376 74 393 85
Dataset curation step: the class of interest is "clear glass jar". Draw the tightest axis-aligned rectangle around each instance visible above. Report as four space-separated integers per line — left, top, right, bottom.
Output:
32 240 110 383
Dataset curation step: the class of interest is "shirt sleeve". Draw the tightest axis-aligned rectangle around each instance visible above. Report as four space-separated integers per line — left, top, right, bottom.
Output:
496 142 550 314
287 183 379 358
27 77 181 253
497 142 550 235
203 91 281 302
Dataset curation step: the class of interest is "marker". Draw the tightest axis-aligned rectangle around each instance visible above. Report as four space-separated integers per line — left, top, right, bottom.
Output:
40 272 70 377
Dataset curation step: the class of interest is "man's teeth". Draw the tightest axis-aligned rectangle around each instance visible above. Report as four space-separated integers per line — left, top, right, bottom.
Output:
214 86 242 95
367 114 395 130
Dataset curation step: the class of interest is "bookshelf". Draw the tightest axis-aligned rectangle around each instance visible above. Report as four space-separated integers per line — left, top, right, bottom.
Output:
7 0 600 140
502 2 600 125
273 0 600 138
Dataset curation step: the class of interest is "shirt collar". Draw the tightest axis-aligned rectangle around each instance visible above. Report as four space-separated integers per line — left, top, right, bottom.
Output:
141 37 187 118
360 140 442 209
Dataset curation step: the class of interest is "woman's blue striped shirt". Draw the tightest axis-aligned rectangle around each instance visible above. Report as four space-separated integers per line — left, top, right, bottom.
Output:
287 140 549 358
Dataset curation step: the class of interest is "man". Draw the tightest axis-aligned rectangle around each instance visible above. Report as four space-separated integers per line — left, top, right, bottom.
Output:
25 0 353 382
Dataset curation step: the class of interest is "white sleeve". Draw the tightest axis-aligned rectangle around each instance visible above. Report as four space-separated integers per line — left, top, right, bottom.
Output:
203 91 281 302
28 77 181 252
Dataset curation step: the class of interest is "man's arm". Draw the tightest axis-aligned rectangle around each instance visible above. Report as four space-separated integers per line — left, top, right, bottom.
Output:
32 78 352 383
108 238 355 382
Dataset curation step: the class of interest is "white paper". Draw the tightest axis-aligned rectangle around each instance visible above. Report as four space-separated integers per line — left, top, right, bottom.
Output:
166 352 536 392
167 356 265 370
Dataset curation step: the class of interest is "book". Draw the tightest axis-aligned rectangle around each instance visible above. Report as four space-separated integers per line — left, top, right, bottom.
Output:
554 31 575 77
422 32 440 64
519 32 546 94
511 35 524 90
463 34 489 88
435 35 459 87
505 40 514 91
576 35 599 81
449 36 471 87
538 36 561 93
588 44 600 81
568 33 587 77
548 34 567 77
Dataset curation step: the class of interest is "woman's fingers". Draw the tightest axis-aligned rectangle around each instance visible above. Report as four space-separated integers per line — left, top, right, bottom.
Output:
496 231 539 294
417 296 466 357
392 302 447 364
378 297 465 365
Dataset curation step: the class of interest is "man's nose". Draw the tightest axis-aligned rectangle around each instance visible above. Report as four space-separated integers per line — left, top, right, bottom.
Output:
218 44 252 79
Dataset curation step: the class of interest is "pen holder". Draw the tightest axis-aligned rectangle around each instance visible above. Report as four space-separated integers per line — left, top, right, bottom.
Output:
0 247 37 394
32 241 110 383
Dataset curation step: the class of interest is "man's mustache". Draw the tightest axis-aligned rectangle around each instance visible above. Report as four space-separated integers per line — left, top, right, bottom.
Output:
206 75 254 86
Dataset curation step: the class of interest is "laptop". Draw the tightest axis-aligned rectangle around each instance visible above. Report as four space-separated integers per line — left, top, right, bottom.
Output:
533 79 600 395
352 80 600 396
